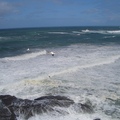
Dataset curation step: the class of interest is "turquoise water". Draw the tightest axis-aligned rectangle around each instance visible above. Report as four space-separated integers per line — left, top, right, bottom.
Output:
0 26 120 120
0 26 120 58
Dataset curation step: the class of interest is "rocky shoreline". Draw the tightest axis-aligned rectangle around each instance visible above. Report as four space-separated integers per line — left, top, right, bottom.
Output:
0 95 100 120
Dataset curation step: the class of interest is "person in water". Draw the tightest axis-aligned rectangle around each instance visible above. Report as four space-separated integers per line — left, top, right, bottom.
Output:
50 51 55 56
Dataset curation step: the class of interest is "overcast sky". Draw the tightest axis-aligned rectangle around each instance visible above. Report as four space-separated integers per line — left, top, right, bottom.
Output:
0 0 120 29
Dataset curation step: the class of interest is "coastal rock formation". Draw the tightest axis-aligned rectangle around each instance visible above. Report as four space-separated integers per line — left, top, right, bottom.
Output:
0 95 95 120
0 99 13 120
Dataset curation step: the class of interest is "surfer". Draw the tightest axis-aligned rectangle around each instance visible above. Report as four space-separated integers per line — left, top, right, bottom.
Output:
50 51 55 56
46 50 55 56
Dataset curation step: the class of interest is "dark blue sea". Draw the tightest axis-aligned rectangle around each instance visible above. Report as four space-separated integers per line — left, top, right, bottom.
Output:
0 26 120 120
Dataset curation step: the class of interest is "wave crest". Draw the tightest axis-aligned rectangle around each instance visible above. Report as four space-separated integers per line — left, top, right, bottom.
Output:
82 29 120 34
3 50 47 61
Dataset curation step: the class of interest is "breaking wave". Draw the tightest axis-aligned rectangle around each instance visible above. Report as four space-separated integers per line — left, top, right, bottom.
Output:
106 30 120 34
48 54 120 77
48 29 120 36
82 29 120 35
3 50 47 61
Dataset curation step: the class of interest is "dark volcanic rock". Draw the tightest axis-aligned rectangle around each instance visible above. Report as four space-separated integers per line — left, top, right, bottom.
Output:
0 95 17 106
0 99 11 120
0 95 94 120
35 95 74 107
0 95 74 119
0 99 16 120
73 99 94 114
93 118 101 120
80 103 94 113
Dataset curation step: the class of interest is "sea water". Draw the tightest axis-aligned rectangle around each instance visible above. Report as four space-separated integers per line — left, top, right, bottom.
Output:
0 26 120 120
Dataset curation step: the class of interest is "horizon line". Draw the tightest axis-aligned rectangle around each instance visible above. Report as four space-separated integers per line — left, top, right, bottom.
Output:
0 25 120 30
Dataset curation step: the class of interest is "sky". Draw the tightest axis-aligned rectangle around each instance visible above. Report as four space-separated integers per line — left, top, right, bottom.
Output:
0 0 120 29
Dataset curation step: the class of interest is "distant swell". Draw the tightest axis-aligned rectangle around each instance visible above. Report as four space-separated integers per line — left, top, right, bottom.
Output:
48 32 68 34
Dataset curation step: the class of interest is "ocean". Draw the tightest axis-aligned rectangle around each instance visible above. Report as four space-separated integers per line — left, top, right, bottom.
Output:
0 26 120 120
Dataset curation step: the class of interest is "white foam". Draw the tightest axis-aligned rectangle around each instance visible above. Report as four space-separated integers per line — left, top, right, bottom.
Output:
82 29 106 34
107 30 120 34
82 29 90 32
0 43 120 120
3 50 47 61
48 30 120 35
48 55 120 77
0 78 50 98
82 29 120 35
17 111 114 120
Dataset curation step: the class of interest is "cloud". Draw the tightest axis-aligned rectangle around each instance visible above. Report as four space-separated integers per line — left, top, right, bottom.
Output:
0 1 20 17
0 2 13 16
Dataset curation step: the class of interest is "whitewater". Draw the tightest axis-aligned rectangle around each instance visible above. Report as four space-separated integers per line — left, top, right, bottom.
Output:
0 27 120 120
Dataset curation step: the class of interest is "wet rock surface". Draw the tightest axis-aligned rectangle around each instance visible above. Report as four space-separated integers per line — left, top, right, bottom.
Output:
0 95 95 120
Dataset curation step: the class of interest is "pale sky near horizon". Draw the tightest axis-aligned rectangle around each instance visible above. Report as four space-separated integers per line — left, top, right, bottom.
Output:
0 0 120 29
